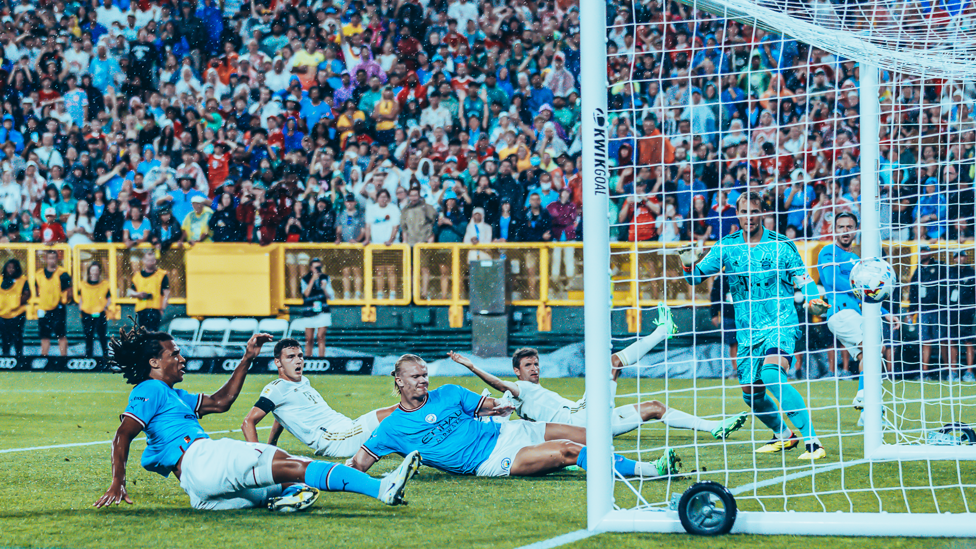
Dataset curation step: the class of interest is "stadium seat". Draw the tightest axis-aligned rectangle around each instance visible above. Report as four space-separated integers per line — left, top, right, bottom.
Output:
168 318 200 353
258 318 289 341
195 318 231 356
223 318 259 349
286 318 307 339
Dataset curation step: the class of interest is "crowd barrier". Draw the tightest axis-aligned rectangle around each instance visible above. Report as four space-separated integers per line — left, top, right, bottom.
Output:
0 240 960 329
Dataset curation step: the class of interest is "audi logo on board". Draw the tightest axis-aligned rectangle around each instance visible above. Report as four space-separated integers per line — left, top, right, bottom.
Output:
31 358 48 370
0 358 17 369
303 360 332 372
186 360 206 372
67 359 99 370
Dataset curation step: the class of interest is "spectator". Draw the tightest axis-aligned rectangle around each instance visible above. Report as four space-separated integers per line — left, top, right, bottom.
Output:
40 208 67 244
151 205 185 251
548 188 577 293
209 193 241 242
182 195 213 243
95 199 125 243
123 199 152 249
0 258 30 358
336 194 367 300
366 188 401 299
78 261 111 358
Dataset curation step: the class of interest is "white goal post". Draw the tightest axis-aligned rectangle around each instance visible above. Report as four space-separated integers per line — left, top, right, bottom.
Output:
581 0 976 537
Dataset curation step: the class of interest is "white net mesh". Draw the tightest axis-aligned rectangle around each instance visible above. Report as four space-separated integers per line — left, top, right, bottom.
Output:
601 0 976 522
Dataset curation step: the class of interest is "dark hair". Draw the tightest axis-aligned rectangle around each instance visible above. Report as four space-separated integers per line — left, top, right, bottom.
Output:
273 338 301 359
735 191 765 210
512 347 539 371
835 211 859 227
3 258 22 279
108 321 174 385
377 188 391 199
87 260 103 279
391 353 425 395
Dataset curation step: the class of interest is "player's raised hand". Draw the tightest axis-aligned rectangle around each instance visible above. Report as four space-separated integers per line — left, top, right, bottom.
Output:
678 240 704 268
807 298 830 316
483 398 514 417
447 350 475 370
93 482 133 508
245 333 274 359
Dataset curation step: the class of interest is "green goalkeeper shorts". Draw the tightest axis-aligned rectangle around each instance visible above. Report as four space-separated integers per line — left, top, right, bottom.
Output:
735 327 800 386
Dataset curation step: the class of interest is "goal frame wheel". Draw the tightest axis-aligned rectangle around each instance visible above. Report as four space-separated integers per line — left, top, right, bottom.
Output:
677 481 737 536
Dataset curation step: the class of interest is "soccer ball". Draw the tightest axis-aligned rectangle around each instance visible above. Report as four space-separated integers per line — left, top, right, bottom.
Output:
850 257 896 304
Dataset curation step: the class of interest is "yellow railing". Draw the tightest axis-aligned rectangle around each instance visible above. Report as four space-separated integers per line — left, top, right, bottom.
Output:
4 240 959 329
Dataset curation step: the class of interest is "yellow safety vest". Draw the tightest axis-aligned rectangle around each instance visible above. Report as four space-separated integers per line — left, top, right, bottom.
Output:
0 276 28 319
132 269 167 312
35 267 69 312
79 279 111 315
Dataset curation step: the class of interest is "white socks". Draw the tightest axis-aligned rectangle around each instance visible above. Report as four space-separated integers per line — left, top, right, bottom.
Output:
615 325 669 366
660 408 718 433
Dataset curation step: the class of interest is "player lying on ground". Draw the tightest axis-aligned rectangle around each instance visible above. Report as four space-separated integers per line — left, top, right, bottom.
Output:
680 191 828 460
93 324 420 512
816 212 900 426
241 338 398 457
449 303 747 439
348 354 680 478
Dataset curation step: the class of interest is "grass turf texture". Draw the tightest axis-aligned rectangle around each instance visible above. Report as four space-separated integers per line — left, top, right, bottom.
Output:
0 372 973 548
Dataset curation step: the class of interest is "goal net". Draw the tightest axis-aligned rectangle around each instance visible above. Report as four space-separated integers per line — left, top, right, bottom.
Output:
580 0 976 536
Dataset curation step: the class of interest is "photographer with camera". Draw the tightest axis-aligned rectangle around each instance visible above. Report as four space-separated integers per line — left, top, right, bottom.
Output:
301 257 335 358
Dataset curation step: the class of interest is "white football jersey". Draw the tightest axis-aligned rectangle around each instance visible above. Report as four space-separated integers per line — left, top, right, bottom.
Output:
508 380 619 423
258 377 351 448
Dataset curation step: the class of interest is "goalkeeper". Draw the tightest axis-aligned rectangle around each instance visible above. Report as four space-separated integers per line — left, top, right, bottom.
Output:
680 192 827 460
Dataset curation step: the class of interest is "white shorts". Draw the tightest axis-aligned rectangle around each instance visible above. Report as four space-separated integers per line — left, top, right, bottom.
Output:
827 309 864 359
301 313 332 329
475 420 547 477
313 410 381 458
556 405 643 436
178 438 283 510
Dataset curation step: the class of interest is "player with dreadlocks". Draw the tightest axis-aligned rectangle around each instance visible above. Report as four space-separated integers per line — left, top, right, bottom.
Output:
93 322 420 512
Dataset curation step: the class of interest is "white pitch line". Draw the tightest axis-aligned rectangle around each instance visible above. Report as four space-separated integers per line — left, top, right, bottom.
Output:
0 426 271 454
514 529 600 549
729 457 880 495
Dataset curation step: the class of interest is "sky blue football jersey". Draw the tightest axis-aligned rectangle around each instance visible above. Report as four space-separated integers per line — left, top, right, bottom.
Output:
122 379 209 477
361 385 500 475
818 244 861 320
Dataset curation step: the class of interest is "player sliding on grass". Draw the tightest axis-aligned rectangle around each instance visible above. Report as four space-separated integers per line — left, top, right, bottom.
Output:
449 303 748 439
681 191 828 460
241 338 398 457
93 324 420 512
348 354 680 478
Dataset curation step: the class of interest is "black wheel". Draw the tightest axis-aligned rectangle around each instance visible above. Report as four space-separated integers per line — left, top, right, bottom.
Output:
939 423 976 445
677 481 737 536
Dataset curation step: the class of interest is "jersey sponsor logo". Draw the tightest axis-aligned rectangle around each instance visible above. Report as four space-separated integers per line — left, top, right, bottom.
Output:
67 359 98 370
425 413 437 424
421 410 464 445
0 358 17 369
500 457 512 471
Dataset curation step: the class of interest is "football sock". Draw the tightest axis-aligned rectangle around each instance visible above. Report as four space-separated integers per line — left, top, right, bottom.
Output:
743 388 787 436
575 446 644 477
615 325 668 366
858 373 864 391
660 407 719 432
760 367 817 441
304 461 381 499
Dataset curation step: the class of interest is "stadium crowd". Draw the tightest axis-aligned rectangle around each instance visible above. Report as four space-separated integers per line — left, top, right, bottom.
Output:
0 0 969 254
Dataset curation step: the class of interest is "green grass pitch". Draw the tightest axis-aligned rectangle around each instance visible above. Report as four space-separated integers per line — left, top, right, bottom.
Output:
0 372 973 548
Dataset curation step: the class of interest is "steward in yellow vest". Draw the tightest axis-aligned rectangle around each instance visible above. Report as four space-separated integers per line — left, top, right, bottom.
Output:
35 250 72 357
127 252 169 332
0 259 31 357
79 261 112 357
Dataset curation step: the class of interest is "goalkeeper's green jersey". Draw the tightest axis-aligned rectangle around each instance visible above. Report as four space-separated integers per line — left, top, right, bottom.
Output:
684 228 818 335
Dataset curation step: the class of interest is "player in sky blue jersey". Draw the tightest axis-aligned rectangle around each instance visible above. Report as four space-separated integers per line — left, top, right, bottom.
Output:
817 212 899 424
349 354 681 478
93 324 420 512
681 192 829 460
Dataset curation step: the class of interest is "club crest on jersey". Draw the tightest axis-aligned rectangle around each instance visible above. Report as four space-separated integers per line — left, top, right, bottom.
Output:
501 458 512 470
425 413 437 424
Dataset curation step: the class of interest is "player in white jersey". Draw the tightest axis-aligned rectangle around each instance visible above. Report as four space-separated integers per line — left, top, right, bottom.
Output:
451 303 748 439
242 338 397 457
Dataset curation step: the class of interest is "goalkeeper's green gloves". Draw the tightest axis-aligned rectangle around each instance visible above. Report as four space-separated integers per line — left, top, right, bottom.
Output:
808 298 830 316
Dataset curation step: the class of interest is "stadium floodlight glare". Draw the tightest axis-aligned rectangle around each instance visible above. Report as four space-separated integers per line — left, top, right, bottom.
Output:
582 0 976 537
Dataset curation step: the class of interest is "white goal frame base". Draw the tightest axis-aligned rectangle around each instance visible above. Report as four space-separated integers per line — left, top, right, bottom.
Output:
593 510 976 537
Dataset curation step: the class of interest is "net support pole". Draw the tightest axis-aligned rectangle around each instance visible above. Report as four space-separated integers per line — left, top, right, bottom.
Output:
859 63 884 456
580 0 612 530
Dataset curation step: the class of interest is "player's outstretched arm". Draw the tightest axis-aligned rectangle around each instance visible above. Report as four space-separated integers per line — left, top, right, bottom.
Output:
348 447 378 472
478 397 515 417
241 406 267 443
93 416 142 508
267 419 285 446
680 240 717 286
447 351 521 397
198 333 273 416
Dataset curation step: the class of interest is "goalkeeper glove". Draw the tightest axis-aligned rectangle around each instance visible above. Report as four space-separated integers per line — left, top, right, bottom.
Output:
808 298 830 316
679 240 704 271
